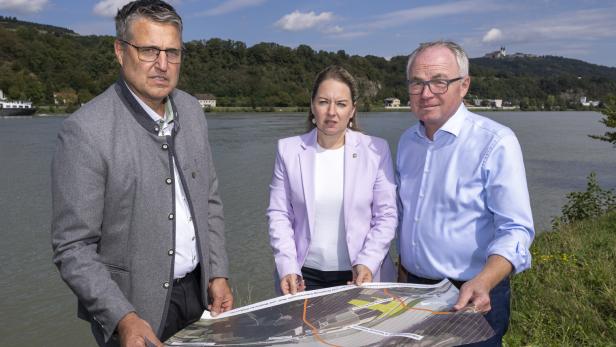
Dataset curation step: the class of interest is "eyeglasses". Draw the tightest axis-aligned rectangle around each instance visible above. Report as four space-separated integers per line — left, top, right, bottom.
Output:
119 40 182 64
407 77 464 95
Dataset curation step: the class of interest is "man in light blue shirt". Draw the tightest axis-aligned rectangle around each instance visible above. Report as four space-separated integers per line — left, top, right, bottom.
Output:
396 40 534 346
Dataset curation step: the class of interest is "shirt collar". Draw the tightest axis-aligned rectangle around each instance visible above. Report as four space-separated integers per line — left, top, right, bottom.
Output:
124 82 173 125
414 102 467 140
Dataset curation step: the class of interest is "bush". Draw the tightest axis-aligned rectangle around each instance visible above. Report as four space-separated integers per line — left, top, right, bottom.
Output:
552 172 616 228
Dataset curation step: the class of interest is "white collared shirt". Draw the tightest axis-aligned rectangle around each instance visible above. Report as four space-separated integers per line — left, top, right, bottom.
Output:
397 103 534 281
127 86 198 279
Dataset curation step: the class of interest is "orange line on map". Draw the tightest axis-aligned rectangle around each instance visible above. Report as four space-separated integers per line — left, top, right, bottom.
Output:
302 298 341 347
382 288 452 315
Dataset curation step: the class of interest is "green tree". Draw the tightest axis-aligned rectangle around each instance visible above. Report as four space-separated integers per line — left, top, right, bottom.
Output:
589 95 616 145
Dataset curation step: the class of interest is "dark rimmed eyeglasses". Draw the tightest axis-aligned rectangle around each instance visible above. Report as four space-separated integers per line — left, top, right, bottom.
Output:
407 77 464 95
119 39 183 64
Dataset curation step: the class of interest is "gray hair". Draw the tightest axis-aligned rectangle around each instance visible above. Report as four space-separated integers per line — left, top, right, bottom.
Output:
115 0 182 41
406 40 469 79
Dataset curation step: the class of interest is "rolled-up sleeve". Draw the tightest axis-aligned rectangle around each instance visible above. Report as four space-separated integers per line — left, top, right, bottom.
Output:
483 132 535 273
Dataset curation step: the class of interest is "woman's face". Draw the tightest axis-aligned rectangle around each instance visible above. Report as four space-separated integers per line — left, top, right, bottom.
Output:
311 78 356 138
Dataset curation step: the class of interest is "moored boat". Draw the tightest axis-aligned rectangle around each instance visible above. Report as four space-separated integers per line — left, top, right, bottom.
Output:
0 89 36 116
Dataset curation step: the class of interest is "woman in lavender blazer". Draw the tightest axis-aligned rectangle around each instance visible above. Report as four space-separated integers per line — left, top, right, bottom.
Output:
267 66 397 295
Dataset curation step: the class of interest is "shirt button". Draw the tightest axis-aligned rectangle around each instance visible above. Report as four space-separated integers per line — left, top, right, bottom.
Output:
414 217 419 222
166 178 173 184
162 144 169 150
191 236 195 241
168 249 175 256
168 213 175 220
163 282 170 289
188 216 192 222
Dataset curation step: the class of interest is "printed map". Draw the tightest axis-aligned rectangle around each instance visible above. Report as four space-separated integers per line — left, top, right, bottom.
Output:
165 280 494 346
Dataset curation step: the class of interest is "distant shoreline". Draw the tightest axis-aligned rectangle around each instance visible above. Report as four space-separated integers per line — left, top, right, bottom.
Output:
9 105 604 117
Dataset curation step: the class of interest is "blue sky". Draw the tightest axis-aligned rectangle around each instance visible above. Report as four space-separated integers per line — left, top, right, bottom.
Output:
1 0 615 67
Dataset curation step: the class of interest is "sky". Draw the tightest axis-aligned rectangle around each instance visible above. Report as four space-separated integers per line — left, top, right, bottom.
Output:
1 0 615 67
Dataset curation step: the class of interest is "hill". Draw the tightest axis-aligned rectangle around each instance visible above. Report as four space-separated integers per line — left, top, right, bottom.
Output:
1 18 615 109
0 16 77 36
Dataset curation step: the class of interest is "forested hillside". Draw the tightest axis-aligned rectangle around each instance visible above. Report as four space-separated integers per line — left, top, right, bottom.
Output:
2 17 615 109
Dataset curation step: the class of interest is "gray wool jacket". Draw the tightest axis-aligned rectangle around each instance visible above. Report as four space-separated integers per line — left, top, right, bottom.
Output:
51 80 229 344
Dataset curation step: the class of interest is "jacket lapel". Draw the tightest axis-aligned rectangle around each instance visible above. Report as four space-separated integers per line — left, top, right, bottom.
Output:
299 129 317 237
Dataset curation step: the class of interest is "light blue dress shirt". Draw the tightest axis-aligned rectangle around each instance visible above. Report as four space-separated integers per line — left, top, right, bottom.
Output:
396 104 534 281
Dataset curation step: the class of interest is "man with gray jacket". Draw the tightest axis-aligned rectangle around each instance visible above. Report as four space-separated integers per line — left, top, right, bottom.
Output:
51 1 233 346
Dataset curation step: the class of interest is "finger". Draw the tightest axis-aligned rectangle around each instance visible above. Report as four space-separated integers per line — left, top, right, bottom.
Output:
143 336 163 347
280 278 290 295
356 272 369 286
289 276 298 295
453 288 473 311
298 278 305 292
222 294 233 311
210 296 223 314
473 296 491 313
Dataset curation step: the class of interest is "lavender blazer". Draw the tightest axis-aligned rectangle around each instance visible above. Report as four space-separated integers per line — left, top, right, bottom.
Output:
267 129 397 284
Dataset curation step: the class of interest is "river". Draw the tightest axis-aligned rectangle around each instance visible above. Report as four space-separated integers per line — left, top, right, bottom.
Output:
0 111 614 345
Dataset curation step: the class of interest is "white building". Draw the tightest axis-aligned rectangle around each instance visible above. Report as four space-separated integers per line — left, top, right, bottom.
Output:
384 97 401 108
580 96 600 107
195 93 216 108
484 47 506 59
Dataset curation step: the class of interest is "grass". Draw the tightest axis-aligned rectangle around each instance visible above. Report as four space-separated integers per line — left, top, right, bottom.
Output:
504 211 616 346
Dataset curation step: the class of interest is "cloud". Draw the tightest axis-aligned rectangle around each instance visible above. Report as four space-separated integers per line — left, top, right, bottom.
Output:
93 0 132 17
321 25 343 34
482 28 503 43
484 7 616 45
93 0 182 18
367 0 509 30
199 0 265 16
275 10 334 32
0 0 48 13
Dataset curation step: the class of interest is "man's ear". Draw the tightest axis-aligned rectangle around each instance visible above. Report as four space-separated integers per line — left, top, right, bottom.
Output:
460 75 471 98
114 40 124 66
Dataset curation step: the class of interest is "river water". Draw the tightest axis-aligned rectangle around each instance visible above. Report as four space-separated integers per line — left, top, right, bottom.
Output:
1 111 614 345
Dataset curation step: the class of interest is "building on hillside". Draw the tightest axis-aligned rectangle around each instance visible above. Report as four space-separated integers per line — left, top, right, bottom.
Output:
53 90 78 105
484 47 506 59
580 96 600 107
384 97 400 108
195 93 216 108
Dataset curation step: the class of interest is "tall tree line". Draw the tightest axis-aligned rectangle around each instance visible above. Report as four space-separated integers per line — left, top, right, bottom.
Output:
1 21 616 109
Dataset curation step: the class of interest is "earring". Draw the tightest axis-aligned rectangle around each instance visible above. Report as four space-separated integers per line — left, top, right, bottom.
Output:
312 118 316 125
349 120 353 128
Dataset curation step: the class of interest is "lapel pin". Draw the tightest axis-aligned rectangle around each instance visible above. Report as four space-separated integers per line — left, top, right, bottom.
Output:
352 153 357 158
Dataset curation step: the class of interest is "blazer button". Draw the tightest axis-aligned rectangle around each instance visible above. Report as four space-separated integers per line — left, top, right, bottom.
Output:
165 178 173 184
163 282 170 289
168 249 175 256
168 213 175 220
162 143 169 150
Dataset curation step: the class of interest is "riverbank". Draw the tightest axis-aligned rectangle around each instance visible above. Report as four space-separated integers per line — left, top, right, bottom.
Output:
33 104 604 114
504 211 616 346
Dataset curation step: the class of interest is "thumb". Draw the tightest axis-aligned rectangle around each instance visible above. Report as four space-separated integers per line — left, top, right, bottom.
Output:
453 288 473 311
